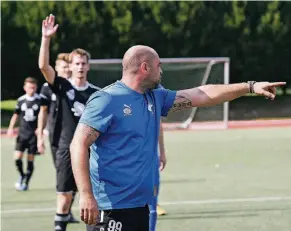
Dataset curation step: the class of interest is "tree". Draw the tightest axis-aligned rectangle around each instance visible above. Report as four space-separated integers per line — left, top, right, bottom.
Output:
1 1 290 99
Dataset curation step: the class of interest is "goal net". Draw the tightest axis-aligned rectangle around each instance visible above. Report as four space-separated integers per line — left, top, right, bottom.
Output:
88 57 230 130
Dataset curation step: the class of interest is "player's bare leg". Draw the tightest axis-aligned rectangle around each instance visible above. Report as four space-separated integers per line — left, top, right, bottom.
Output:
14 151 25 190
55 193 73 231
68 191 79 223
57 193 72 214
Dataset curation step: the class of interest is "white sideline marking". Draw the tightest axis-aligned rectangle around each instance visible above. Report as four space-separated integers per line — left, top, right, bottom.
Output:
160 197 291 206
2 207 57 214
2 196 291 215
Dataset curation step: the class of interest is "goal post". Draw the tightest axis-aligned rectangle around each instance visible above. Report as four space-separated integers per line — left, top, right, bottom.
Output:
88 57 230 130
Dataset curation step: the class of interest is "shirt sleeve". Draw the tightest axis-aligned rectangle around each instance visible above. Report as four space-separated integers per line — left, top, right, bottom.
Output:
14 100 21 114
48 76 69 93
40 83 51 106
79 91 114 133
154 87 177 116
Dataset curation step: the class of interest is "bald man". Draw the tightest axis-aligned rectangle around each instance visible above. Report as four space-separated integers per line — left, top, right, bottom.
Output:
70 45 285 231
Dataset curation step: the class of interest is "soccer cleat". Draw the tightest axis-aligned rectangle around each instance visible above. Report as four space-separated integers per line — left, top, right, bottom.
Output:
19 183 29 191
68 212 80 223
157 204 167 216
54 225 62 231
14 176 25 191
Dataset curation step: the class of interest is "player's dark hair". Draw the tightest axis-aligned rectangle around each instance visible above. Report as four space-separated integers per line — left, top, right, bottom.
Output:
24 77 37 85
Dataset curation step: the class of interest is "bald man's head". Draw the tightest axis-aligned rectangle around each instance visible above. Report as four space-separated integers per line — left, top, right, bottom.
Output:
122 45 162 90
122 45 158 73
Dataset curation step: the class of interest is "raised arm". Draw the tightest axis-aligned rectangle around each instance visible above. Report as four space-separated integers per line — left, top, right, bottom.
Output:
70 123 100 225
38 14 59 84
169 81 286 112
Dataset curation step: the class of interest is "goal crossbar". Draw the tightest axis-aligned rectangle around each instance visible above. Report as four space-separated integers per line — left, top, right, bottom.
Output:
90 57 229 65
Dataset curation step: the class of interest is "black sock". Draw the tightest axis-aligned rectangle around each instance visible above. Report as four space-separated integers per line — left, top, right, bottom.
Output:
25 161 34 185
69 191 76 215
15 159 25 178
54 213 69 231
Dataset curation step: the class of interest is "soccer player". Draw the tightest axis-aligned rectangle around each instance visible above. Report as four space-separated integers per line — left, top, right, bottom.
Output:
38 14 100 231
37 53 79 224
7 77 41 191
37 52 71 161
70 44 284 231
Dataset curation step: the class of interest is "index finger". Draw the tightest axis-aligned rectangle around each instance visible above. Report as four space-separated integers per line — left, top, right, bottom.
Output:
268 82 286 87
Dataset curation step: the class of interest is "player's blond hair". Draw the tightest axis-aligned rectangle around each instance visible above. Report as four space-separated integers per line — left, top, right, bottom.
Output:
68 48 91 63
55 53 69 66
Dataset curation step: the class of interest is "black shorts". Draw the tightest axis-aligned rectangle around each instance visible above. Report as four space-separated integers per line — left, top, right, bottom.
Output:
15 135 38 154
50 145 58 167
56 148 77 193
86 206 149 231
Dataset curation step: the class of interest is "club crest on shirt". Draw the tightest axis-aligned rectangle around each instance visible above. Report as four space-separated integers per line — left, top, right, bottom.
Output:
32 104 39 111
51 93 57 101
72 101 85 117
123 104 132 116
148 103 154 114
66 89 75 101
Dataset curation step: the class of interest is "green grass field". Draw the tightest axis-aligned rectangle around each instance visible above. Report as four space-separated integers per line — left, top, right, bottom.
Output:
1 127 291 231
0 100 17 111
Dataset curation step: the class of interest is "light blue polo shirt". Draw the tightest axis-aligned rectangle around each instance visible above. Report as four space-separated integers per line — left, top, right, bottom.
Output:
79 81 176 210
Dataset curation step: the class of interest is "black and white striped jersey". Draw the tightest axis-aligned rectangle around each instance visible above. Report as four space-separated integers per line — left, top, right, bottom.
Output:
50 77 101 148
14 94 41 138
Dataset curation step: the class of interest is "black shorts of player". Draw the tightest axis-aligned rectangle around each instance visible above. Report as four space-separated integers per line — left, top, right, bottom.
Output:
15 135 38 154
56 148 77 193
86 206 149 231
50 145 58 168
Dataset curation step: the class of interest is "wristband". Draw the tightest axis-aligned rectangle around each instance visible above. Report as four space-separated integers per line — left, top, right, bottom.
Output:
247 81 256 93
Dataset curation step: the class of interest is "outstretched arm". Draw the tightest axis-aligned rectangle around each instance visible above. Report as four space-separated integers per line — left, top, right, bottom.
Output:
169 82 286 112
38 14 59 84
70 123 100 225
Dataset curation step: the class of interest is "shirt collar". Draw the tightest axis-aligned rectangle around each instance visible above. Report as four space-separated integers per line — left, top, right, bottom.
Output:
69 79 89 91
25 94 37 101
